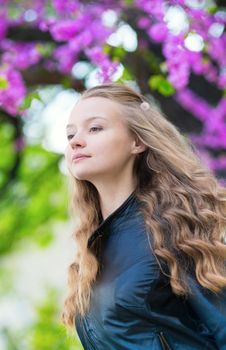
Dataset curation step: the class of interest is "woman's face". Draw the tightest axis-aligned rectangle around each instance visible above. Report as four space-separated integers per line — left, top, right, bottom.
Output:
64 96 140 183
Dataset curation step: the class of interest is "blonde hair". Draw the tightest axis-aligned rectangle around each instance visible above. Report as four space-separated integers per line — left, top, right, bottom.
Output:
61 83 226 330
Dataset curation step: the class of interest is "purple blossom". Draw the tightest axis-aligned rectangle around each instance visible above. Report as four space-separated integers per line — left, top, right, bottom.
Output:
52 0 80 14
177 90 226 152
168 70 189 89
0 0 225 175
208 35 226 67
2 42 41 70
38 17 56 32
89 20 112 43
69 30 93 51
85 46 119 82
187 52 206 75
135 0 165 20
50 19 84 41
0 13 7 40
137 16 151 30
148 23 168 43
218 72 226 89
85 46 107 64
175 89 212 122
163 35 191 89
0 68 26 116
53 44 77 73
210 156 226 171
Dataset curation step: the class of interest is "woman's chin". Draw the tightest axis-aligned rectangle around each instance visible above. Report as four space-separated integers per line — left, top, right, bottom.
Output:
71 170 94 181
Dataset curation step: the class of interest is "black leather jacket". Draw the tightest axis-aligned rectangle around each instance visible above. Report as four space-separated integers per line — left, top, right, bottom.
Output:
75 191 226 350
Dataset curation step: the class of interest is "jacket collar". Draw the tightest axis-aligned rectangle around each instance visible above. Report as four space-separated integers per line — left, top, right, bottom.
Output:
87 190 137 248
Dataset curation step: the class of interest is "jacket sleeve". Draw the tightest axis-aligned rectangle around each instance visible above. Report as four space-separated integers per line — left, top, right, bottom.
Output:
187 276 226 349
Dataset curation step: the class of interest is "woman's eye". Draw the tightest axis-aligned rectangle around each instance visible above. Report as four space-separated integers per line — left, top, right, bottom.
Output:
89 126 103 132
67 126 102 140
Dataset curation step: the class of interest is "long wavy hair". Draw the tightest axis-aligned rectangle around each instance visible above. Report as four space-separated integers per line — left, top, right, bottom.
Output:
61 82 226 330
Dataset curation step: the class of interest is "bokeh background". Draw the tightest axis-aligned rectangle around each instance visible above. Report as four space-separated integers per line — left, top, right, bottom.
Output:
0 0 226 349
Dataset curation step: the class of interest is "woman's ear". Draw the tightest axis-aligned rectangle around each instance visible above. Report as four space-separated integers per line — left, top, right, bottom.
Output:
131 136 147 155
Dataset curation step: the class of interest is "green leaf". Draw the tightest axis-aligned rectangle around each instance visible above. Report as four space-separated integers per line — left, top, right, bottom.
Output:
0 76 9 90
208 6 218 14
19 91 42 111
3 288 83 350
61 77 73 89
148 75 175 97
123 0 134 5
35 228 54 248
36 43 55 58
112 47 127 61
148 75 163 90
118 67 134 81
7 6 21 19
158 80 175 96
142 50 161 73
0 142 68 256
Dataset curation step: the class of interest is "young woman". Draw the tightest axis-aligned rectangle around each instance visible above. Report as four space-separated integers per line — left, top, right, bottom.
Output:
62 83 226 350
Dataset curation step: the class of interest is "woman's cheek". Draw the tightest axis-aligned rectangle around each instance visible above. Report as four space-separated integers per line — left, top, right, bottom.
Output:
64 146 72 167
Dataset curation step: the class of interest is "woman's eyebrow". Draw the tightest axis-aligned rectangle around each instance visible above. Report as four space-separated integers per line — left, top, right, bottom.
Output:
66 116 107 129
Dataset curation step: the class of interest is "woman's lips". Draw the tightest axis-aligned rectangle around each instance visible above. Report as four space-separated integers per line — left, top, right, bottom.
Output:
72 156 90 162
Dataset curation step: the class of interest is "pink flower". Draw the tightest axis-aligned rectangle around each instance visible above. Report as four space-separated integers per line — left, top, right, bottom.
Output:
148 23 168 43
218 72 226 89
2 42 41 70
0 14 7 40
208 35 226 66
53 45 77 73
137 16 151 29
52 0 80 14
50 19 83 41
0 68 26 116
85 47 119 82
86 47 106 64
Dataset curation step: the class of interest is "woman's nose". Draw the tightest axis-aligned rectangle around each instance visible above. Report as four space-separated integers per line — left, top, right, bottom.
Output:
69 134 86 148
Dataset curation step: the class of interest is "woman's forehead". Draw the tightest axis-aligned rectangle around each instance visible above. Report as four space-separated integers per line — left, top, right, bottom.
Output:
67 97 124 126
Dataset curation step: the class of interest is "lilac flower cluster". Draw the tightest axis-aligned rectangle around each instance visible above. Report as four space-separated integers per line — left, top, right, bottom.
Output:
135 0 226 174
136 0 226 90
0 0 116 113
85 46 119 82
0 0 225 174
0 67 26 115
176 89 226 172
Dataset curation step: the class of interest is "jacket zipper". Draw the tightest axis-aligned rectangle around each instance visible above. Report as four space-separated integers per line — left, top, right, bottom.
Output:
83 316 98 350
158 331 172 350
